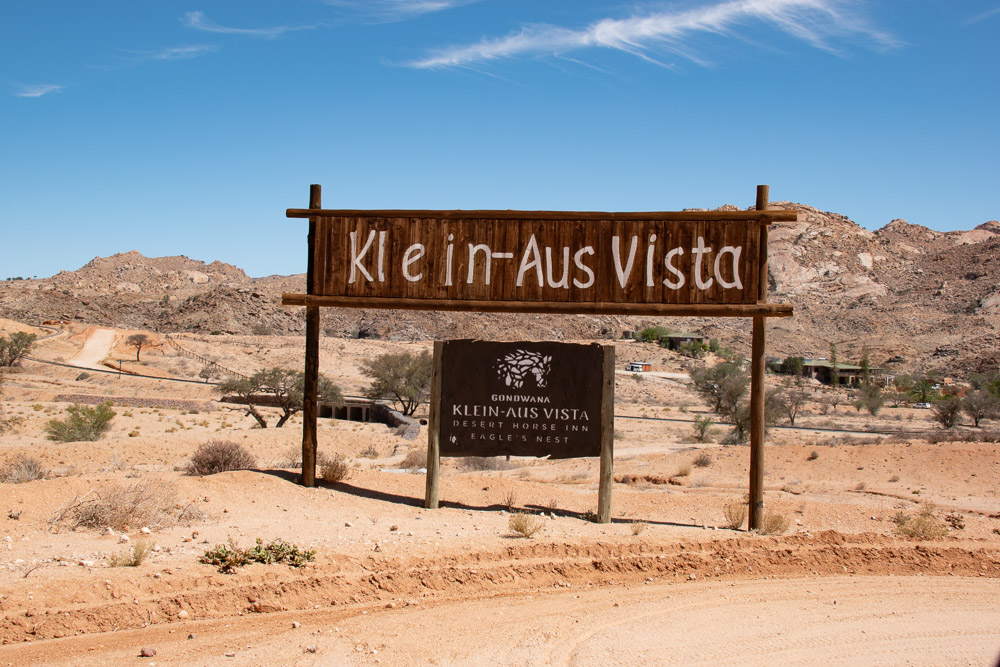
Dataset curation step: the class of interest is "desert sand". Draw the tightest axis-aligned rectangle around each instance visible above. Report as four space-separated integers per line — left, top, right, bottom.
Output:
0 321 998 665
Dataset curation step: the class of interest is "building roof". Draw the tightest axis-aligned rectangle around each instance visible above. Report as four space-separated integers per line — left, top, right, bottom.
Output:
801 359 862 371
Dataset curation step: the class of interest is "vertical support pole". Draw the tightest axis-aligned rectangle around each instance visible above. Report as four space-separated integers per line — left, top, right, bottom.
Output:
301 184 322 487
748 184 769 530
425 340 444 509
597 344 616 523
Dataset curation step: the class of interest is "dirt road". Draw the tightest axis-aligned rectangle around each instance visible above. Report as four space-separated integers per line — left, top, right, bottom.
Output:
66 328 116 370
2 575 997 666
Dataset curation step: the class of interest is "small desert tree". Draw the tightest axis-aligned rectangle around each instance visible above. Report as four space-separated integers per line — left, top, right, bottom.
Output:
692 415 714 442
853 383 885 416
361 350 432 416
930 396 962 429
198 364 219 382
126 333 149 362
254 367 343 428
218 376 268 428
776 388 809 425
0 332 37 367
962 389 999 428
218 369 343 428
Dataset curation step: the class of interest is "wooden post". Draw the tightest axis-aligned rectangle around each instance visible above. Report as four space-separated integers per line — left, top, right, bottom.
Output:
301 184 322 487
597 345 616 523
748 184 769 530
425 341 444 509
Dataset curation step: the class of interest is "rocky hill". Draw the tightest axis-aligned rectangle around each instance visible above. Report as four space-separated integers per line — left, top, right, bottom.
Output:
2 205 997 376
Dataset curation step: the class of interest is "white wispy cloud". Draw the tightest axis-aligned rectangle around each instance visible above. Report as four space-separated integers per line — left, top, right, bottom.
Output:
183 10 315 38
14 84 63 98
407 0 897 69
148 44 219 61
324 0 478 22
965 7 1000 24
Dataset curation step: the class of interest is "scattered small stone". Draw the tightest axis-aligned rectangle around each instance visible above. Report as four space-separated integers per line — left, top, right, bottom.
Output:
344 522 353 528
389 525 398 532
140 526 152 535
689 573 697 580
187 633 196 640
224 652 235 658
373 543 382 552
305 646 317 654
118 534 130 543
177 610 189 620
140 647 157 657
292 621 301 629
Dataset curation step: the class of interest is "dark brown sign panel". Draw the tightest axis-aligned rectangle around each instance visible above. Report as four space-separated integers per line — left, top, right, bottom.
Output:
439 340 605 459
281 210 797 316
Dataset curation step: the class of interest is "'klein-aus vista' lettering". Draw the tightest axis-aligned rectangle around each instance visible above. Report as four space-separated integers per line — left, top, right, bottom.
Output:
347 231 743 291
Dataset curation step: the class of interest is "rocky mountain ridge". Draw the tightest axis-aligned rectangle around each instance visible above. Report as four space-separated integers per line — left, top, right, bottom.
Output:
2 204 997 376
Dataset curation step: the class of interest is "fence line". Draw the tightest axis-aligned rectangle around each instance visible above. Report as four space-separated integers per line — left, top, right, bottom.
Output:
163 335 250 381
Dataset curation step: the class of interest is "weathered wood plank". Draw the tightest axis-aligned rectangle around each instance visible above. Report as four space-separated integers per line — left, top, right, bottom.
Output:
281 293 793 317
287 208 799 222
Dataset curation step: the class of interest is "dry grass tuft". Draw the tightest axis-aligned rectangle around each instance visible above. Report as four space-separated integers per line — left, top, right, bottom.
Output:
320 453 351 484
894 505 948 539
630 520 647 536
757 510 790 535
723 499 746 530
459 456 514 472
400 447 427 471
508 512 542 538
108 537 153 567
693 451 712 468
501 490 518 511
53 481 178 533
1 455 46 483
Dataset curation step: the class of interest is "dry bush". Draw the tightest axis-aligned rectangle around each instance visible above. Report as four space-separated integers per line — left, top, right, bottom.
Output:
186 440 256 476
807 450 819 461
501 490 518 511
926 430 1000 444
676 464 692 477
723 499 746 530
55 481 178 532
1 455 46 483
630 520 647 536
508 512 542 538
108 537 153 567
459 456 514 472
895 505 947 539
400 447 427 471
359 443 379 459
275 446 301 469
693 451 712 468
320 453 351 484
758 510 790 535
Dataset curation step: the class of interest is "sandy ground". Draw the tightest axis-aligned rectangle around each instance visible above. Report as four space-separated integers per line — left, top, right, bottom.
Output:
0 322 998 665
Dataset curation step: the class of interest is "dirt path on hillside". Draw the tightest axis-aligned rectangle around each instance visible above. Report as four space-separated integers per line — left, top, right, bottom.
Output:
66 328 116 370
2 575 997 666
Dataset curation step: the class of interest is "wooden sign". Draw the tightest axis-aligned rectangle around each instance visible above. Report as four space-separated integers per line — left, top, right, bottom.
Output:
283 209 796 317
437 340 609 459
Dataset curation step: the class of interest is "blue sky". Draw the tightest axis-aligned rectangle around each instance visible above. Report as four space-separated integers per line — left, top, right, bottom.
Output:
2 1 997 279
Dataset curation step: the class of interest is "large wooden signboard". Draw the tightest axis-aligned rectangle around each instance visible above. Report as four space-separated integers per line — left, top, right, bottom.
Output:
285 185 793 529
438 340 609 459
283 209 795 317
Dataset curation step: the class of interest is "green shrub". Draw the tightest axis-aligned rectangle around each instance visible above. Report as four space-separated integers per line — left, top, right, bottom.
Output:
186 440 256 476
200 537 316 574
45 402 115 442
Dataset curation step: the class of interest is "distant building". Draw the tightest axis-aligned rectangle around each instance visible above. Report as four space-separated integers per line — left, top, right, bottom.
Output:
800 359 866 387
659 333 706 351
626 362 653 372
